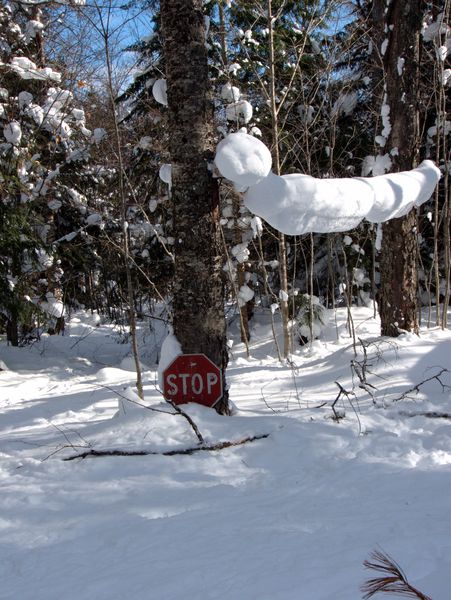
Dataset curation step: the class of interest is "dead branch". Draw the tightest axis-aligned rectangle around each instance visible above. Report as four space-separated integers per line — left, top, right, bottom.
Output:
332 381 353 420
63 434 269 461
362 549 432 600
260 380 280 413
398 410 451 420
333 381 362 434
392 368 450 402
350 338 379 404
166 400 205 444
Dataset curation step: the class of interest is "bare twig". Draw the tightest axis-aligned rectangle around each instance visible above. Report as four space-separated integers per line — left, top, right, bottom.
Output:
260 380 280 413
392 368 450 402
332 381 362 434
69 326 96 349
41 421 93 461
98 384 173 414
350 338 379 404
166 400 205 445
332 381 353 419
286 357 303 408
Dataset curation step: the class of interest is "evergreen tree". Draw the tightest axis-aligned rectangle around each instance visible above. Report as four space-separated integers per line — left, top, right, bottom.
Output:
0 1 106 343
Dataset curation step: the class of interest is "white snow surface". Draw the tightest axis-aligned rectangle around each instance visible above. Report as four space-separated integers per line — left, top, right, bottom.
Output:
362 153 393 176
422 13 449 42
0 307 450 600
92 128 107 144
86 213 102 226
215 131 272 188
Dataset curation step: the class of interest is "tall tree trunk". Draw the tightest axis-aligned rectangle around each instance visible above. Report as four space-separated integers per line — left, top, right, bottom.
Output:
375 0 422 336
160 0 229 414
267 0 290 358
6 315 18 347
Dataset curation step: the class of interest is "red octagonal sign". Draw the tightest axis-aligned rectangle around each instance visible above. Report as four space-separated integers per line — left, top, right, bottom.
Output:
163 354 223 407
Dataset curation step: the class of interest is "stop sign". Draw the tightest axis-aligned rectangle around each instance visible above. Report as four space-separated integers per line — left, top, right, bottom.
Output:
163 354 223 407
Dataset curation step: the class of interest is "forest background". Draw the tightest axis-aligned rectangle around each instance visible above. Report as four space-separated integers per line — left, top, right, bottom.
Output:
0 0 449 373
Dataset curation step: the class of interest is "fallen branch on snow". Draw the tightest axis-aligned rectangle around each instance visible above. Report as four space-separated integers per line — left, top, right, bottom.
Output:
63 434 270 461
398 410 451 420
392 368 450 402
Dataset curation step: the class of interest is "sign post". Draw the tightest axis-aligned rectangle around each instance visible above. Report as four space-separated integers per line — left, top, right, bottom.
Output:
163 354 222 408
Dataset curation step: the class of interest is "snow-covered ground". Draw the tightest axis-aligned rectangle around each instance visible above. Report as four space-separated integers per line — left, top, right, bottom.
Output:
1 307 450 600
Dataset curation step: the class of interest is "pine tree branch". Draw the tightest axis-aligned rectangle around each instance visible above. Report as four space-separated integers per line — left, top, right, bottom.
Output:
362 550 432 600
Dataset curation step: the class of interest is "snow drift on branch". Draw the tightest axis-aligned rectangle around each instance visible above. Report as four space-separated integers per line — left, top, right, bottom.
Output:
215 131 272 188
214 133 441 235
152 79 167 107
0 56 61 82
244 172 373 234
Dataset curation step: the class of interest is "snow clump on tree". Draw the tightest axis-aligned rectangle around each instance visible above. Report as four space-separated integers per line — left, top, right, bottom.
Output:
215 131 272 188
152 79 168 106
214 132 441 236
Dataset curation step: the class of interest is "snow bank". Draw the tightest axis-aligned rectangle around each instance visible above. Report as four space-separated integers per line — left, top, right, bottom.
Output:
215 133 441 235
215 131 272 188
1 307 451 600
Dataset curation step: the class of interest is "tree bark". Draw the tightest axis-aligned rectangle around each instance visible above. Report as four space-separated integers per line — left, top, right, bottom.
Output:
6 315 18 347
160 0 229 414
267 0 290 358
376 0 422 336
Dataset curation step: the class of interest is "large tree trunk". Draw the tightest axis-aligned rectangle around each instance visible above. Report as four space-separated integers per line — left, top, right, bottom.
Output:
375 0 422 336
160 0 229 414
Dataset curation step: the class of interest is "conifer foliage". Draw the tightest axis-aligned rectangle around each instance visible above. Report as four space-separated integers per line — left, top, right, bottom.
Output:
0 1 105 344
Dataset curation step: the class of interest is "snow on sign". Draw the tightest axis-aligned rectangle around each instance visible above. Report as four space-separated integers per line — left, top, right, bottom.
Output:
163 354 222 407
